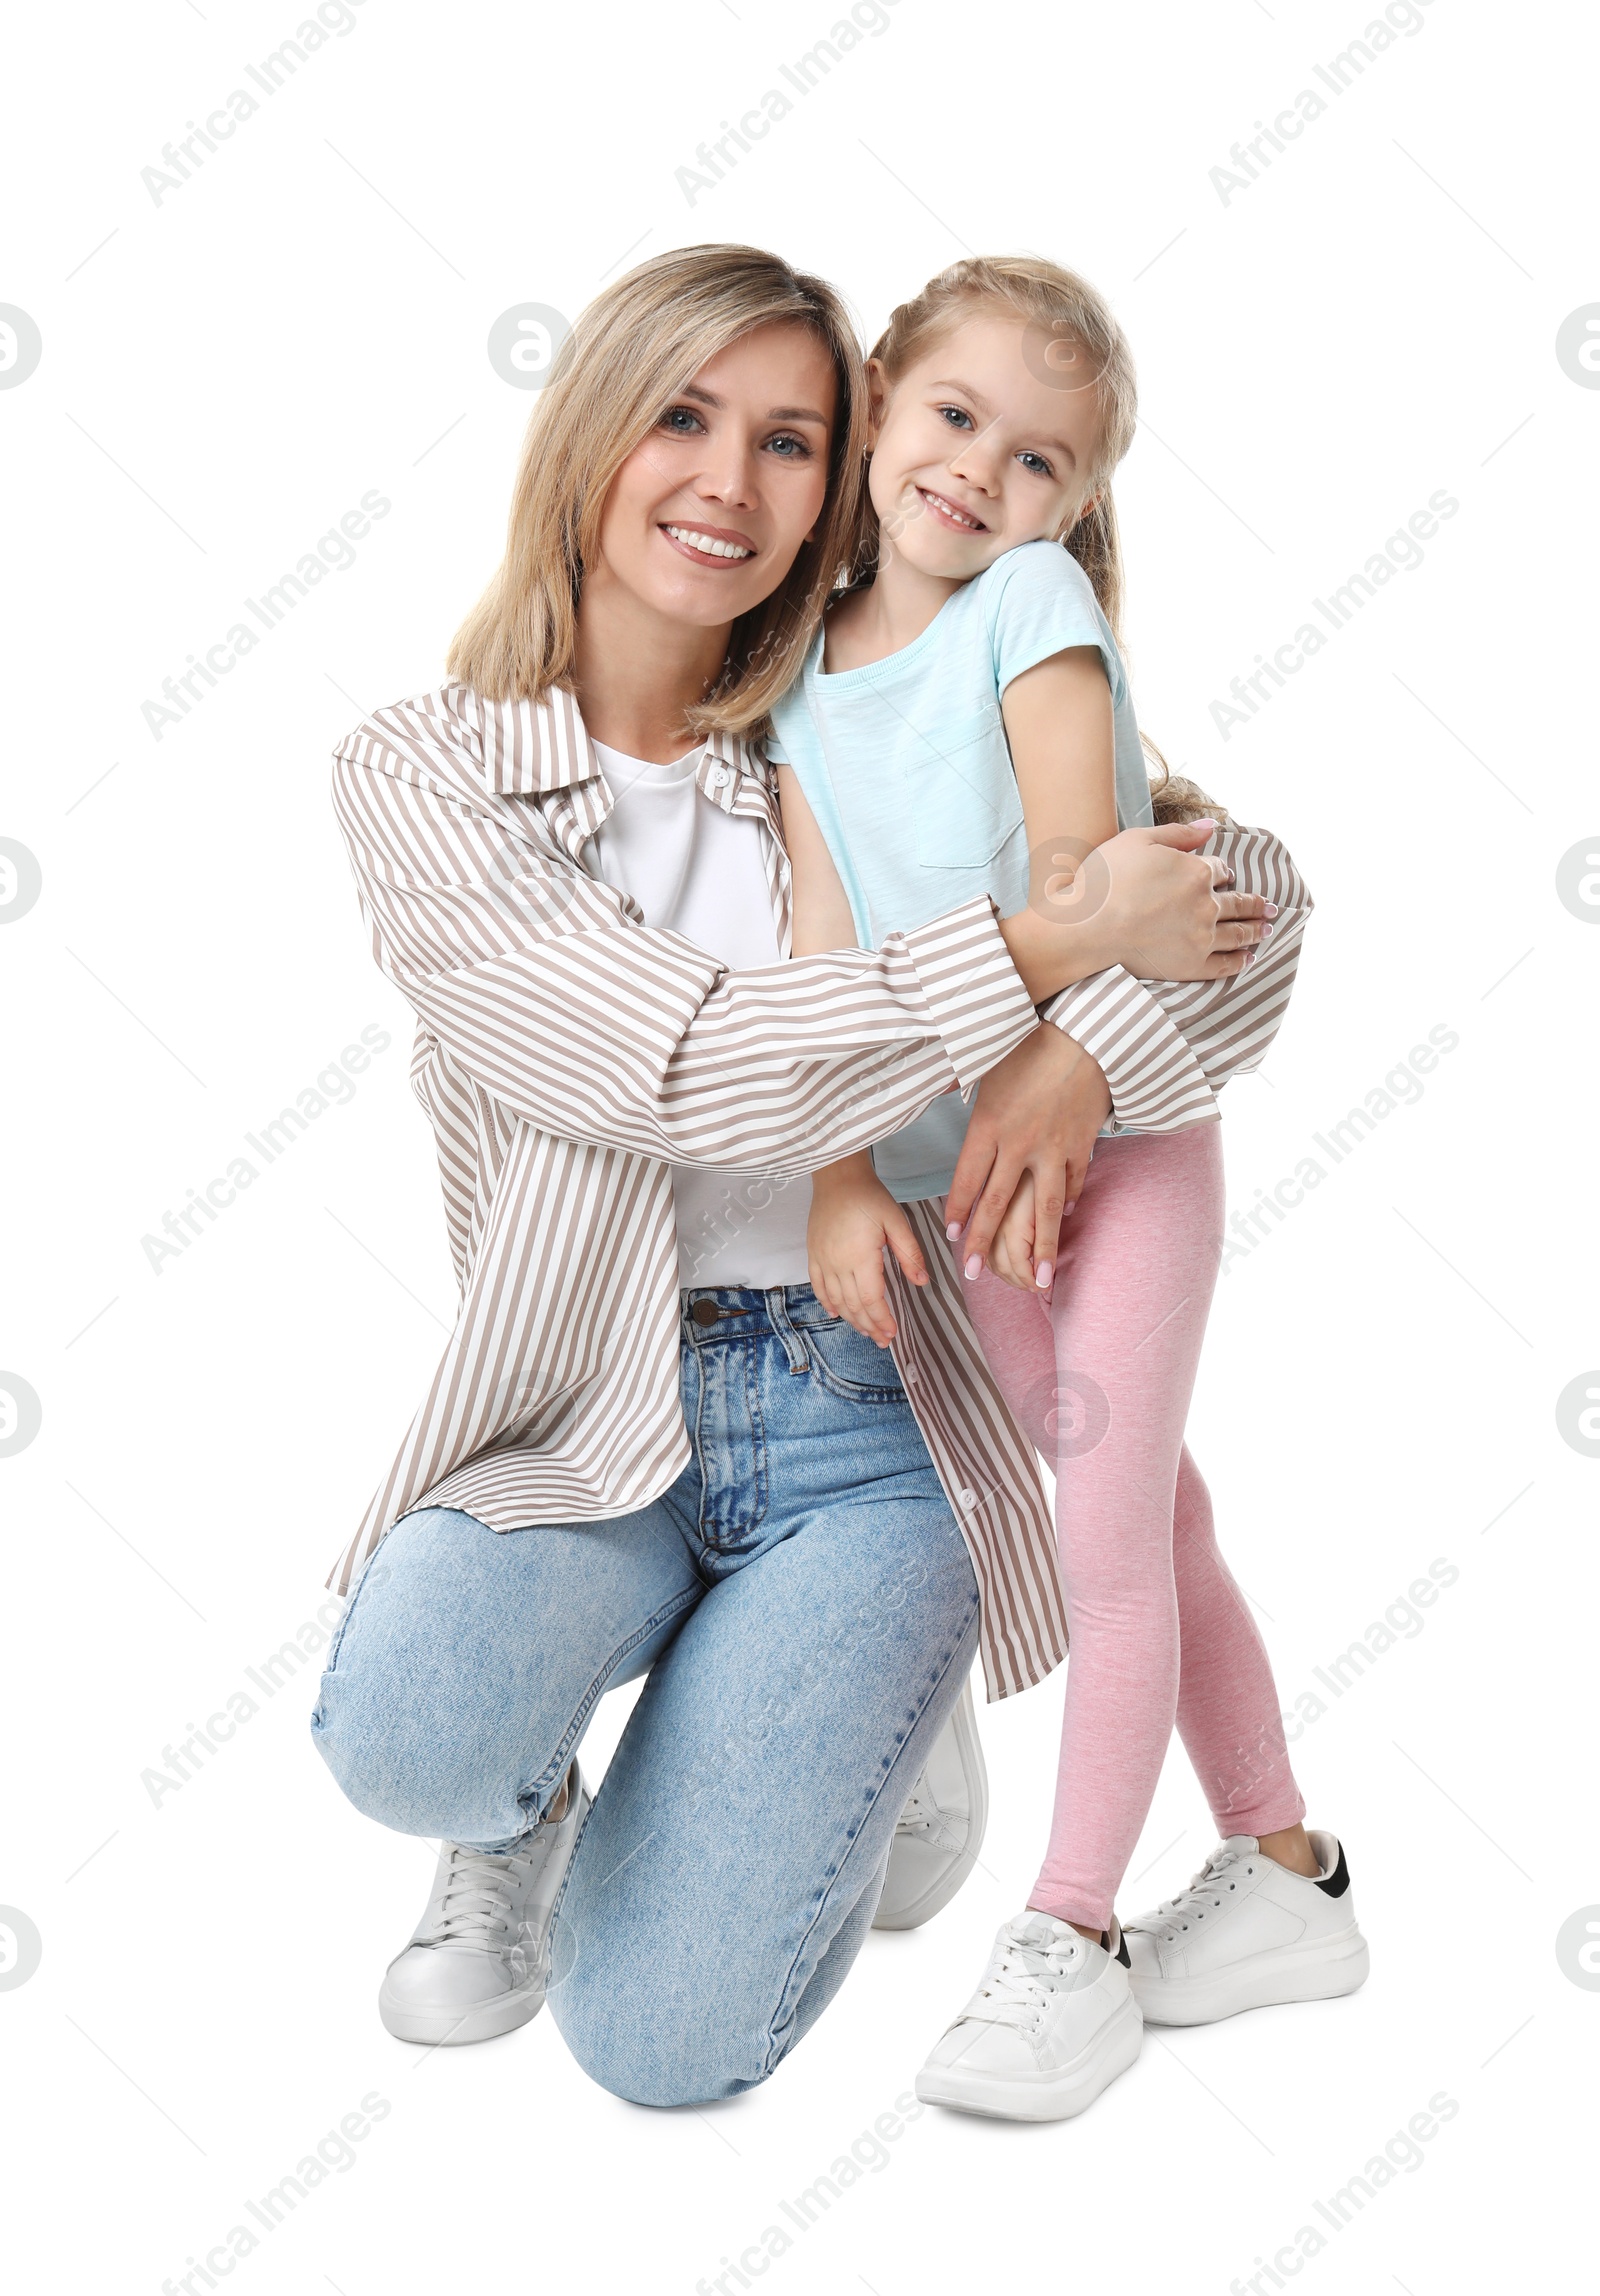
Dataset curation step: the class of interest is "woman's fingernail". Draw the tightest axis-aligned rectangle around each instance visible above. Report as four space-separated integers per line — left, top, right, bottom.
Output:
1035 1261 1053 1288
1261 922 1274 938
1063 1200 1076 1216
1263 902 1279 918
964 1254 982 1280
1243 947 1258 967
945 1221 963 1241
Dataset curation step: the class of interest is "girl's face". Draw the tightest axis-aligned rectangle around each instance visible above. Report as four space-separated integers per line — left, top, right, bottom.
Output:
866 309 1106 580
592 321 838 633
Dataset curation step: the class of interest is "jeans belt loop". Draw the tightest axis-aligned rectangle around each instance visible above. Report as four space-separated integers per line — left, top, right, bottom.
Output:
764 1285 811 1376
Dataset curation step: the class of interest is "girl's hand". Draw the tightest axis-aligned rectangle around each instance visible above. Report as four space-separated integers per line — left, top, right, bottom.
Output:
988 1170 1050 1294
944 1026 1112 1282
808 1153 928 1345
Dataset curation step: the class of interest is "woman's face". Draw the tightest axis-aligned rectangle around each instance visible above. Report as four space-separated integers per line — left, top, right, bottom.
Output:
592 321 838 632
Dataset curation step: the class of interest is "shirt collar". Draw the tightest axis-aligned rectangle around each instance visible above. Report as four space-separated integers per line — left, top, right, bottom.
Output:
475 685 764 808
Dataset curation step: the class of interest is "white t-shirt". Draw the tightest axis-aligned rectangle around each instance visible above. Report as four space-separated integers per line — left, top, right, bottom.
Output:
586 740 813 1289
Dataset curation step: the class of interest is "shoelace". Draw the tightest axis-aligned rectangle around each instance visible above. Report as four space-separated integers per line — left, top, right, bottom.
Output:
1134 1843 1253 1946
421 1845 529 1953
893 1771 964 1854
958 1920 1084 2030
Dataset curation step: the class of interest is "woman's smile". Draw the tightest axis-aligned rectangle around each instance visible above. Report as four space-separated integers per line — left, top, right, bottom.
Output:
659 519 759 564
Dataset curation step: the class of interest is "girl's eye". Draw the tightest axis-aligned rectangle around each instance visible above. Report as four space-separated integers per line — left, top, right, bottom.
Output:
658 405 705 435
937 404 974 431
1017 450 1054 477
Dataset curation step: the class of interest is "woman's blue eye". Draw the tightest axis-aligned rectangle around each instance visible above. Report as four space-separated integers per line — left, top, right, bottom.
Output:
659 406 704 434
767 432 810 458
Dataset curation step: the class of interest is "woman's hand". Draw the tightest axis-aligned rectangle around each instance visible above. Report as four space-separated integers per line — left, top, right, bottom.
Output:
943 1026 1112 1283
808 1153 929 1345
1004 819 1276 999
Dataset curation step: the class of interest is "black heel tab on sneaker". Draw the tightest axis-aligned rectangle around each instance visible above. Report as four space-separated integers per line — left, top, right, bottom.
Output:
1314 1841 1351 1899
1115 1927 1131 1966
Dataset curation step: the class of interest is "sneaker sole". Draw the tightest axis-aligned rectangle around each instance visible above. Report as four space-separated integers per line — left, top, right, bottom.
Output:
1132 1927 1370 2027
872 1682 990 1933
378 1975 546 2047
915 1995 1143 2123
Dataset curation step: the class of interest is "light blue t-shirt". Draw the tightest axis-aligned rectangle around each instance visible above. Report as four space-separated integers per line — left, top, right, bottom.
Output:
768 540 1153 1202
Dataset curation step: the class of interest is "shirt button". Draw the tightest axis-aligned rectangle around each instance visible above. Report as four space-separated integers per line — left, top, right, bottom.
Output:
706 765 731 791
690 1298 722 1325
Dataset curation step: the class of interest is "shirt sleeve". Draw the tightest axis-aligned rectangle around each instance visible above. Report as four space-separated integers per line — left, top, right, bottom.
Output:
1037 823 1313 1130
988 540 1124 704
332 741 1041 1173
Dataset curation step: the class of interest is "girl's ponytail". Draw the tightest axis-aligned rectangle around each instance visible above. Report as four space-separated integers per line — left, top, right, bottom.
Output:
1064 491 1124 645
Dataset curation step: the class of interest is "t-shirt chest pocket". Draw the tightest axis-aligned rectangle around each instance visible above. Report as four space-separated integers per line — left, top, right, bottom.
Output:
905 701 1026 871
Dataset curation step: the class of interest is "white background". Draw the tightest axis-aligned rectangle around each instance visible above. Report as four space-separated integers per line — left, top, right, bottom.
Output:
1 0 1595 2288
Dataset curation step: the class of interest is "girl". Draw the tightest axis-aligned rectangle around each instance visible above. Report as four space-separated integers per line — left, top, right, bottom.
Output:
770 256 1369 2123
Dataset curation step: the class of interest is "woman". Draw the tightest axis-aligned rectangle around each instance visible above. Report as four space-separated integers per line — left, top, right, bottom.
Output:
308 245 1283 2106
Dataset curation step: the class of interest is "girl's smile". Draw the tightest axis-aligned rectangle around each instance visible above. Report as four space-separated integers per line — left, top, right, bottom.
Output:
914 484 989 532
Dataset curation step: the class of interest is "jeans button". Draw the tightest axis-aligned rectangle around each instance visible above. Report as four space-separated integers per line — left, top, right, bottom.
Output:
690 1298 721 1326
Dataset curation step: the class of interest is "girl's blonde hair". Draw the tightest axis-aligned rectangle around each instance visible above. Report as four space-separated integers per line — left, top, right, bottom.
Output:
448 245 869 736
852 254 1223 824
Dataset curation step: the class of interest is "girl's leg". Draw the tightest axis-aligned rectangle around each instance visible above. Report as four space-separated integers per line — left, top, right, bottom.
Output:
963 1127 1222 1932
1170 1445 1306 1841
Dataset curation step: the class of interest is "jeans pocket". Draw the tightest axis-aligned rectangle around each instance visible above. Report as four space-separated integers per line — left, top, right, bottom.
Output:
802 1317 906 1403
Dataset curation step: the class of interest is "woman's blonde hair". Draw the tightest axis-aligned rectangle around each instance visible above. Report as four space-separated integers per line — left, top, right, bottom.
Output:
851 253 1223 824
448 245 869 736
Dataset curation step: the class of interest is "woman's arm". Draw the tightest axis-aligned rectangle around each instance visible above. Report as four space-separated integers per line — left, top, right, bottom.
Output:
1036 821 1313 1132
333 730 1039 1175
331 703 1269 1172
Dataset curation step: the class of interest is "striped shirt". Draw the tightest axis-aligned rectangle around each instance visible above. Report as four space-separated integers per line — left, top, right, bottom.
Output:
325 682 1311 1698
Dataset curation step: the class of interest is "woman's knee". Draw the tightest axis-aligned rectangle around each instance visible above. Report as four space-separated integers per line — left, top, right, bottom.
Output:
309 1647 488 1838
308 1524 533 1838
548 1916 776 2106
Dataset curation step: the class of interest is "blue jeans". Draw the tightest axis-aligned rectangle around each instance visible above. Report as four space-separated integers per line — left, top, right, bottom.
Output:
311 1283 980 2106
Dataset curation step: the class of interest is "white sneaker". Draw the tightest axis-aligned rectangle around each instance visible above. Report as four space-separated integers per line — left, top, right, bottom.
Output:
873 1674 989 1931
915 1911 1144 2122
378 1764 589 2046
1125 1829 1370 2027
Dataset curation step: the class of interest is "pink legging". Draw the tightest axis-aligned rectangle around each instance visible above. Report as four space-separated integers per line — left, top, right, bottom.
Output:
959 1124 1304 1931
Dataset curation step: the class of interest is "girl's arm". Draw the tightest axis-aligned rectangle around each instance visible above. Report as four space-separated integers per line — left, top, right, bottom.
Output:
938 647 1122 1290
777 764 857 957
778 763 933 1343
994 646 1119 999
